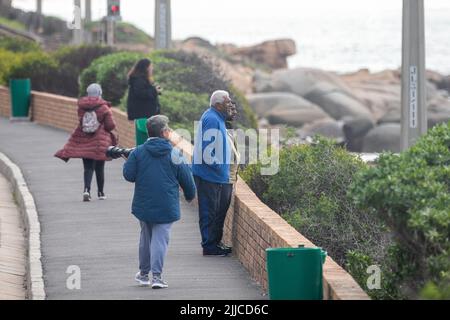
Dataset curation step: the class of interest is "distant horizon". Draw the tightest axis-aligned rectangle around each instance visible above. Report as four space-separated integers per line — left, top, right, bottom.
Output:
10 0 450 74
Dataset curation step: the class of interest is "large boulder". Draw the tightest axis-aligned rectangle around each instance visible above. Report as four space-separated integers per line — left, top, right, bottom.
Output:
304 82 373 120
247 92 329 127
247 92 309 117
259 67 354 97
298 118 345 143
342 117 375 152
229 39 296 69
362 123 401 153
267 107 331 127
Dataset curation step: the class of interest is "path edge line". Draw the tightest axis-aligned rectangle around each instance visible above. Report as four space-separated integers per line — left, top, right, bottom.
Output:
0 152 46 300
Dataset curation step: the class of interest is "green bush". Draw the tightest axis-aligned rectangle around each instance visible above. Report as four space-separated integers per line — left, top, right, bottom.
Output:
151 50 257 129
89 49 256 131
0 36 41 53
350 121 450 299
6 51 60 93
80 51 144 104
0 48 22 85
158 90 209 137
52 45 117 97
242 137 393 299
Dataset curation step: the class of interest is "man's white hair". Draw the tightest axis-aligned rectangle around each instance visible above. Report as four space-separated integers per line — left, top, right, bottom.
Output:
210 90 230 107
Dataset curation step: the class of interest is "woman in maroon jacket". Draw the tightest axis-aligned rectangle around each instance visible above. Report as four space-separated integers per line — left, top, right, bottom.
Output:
55 84 117 201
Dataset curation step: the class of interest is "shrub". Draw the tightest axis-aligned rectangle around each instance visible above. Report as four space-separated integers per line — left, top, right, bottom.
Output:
350 121 450 299
152 50 257 129
91 49 256 130
0 48 22 85
80 51 144 104
6 51 60 93
158 90 209 137
242 137 393 299
54 45 116 74
0 36 41 53
52 45 117 97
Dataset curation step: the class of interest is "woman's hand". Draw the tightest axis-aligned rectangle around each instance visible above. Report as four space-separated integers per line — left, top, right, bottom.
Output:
155 85 163 95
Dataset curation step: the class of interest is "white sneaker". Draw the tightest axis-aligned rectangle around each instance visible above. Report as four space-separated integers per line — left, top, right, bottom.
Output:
135 272 150 286
83 191 91 202
151 276 168 289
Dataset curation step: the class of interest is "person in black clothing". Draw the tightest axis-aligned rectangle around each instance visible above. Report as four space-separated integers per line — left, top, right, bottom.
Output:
127 58 162 145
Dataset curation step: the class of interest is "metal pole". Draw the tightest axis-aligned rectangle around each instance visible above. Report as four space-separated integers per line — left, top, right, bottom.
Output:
106 18 115 46
401 0 427 151
85 0 92 23
155 0 172 49
36 0 43 33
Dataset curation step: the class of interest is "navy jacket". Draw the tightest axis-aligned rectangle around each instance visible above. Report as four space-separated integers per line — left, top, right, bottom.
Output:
123 138 196 224
192 107 231 184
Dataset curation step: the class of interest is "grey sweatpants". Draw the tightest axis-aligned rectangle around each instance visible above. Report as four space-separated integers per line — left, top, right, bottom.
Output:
139 221 173 276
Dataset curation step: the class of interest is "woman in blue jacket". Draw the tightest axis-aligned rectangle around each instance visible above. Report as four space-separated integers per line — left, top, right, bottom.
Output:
123 115 196 289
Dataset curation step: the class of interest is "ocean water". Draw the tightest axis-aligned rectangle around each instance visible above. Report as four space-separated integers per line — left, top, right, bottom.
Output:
10 0 450 74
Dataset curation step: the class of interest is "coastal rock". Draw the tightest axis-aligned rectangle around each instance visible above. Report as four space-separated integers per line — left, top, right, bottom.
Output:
246 92 325 116
227 39 296 69
267 107 330 127
247 92 329 126
259 67 354 97
304 82 373 120
298 118 345 142
362 123 401 153
342 117 375 152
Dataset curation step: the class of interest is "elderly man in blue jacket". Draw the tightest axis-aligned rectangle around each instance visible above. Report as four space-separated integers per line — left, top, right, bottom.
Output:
123 115 196 289
192 90 233 256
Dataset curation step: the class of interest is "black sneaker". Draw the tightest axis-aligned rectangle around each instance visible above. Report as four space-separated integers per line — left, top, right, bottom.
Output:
98 192 107 200
203 246 229 257
219 243 232 254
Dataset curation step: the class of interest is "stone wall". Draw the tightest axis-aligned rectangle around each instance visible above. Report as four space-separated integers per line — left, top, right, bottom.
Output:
0 86 369 300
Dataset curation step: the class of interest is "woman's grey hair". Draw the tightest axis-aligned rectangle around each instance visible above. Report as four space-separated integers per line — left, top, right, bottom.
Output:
210 90 230 107
86 83 102 97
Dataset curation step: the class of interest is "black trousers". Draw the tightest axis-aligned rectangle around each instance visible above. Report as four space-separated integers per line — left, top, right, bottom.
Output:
82 158 105 193
194 176 233 251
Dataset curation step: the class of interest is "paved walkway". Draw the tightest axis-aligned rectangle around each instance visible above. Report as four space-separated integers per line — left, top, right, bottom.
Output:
0 117 264 300
0 172 26 300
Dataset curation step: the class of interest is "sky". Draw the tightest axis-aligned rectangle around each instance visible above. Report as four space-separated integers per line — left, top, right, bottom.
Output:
10 0 450 72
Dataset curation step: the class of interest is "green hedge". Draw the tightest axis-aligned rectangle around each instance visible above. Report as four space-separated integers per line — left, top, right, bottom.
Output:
80 51 144 104
241 137 393 299
87 50 257 131
6 50 60 93
350 121 450 299
0 36 41 53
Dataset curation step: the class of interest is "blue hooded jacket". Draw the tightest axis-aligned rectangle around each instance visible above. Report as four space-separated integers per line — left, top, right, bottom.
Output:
123 138 196 224
192 107 231 184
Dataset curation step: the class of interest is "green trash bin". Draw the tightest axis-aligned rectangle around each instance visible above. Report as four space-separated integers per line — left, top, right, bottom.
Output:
9 78 31 119
266 246 327 300
135 118 149 146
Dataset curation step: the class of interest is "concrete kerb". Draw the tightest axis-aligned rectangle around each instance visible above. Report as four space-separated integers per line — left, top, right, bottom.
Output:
0 152 46 300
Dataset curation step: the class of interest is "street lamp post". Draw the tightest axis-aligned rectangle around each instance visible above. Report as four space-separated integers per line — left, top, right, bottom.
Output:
401 0 427 151
155 0 172 49
73 0 83 44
